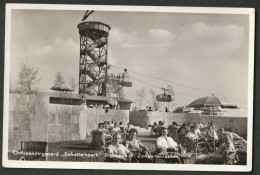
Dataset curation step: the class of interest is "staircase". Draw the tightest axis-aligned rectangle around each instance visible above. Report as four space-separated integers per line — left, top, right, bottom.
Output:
84 37 107 93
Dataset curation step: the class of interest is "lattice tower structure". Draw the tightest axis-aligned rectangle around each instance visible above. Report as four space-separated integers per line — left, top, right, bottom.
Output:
77 21 111 96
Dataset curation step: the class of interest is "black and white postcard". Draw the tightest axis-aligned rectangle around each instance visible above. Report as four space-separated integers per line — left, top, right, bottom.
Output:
2 4 254 171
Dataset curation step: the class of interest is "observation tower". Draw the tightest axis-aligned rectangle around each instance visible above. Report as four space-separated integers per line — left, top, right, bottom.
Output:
77 21 110 96
77 11 132 98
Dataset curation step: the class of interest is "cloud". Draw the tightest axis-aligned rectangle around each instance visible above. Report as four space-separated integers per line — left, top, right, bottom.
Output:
10 36 79 91
110 28 175 49
32 37 77 57
148 28 175 40
179 22 245 53
109 28 128 43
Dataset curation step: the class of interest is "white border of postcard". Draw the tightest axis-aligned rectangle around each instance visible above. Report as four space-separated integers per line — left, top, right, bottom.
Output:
3 3 255 172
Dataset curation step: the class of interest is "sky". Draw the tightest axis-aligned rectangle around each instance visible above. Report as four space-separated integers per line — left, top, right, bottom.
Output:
9 9 250 111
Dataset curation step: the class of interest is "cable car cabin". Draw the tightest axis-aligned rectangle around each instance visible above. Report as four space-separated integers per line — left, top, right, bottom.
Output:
156 94 173 102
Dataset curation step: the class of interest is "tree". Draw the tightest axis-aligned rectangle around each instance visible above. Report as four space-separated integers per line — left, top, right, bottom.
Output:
136 87 146 109
149 88 160 110
16 62 41 94
54 71 65 86
68 77 77 90
67 77 77 95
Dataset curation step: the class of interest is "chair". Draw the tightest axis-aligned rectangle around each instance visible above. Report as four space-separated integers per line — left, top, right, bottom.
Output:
181 137 207 159
171 132 180 144
120 127 126 133
91 130 106 149
227 136 247 165
150 126 158 137
234 150 247 165
233 136 244 150
19 141 47 161
153 144 181 164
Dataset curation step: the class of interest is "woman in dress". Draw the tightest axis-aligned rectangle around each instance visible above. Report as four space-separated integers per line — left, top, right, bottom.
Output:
125 128 152 163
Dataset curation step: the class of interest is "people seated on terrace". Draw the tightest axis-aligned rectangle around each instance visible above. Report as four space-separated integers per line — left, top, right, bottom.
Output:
194 133 236 164
187 122 191 128
216 128 225 147
157 121 165 136
205 125 219 141
194 124 203 137
95 123 112 138
111 123 121 133
119 122 126 133
91 123 110 149
109 121 114 128
186 126 200 141
151 122 159 136
102 121 111 133
119 122 124 128
156 127 178 152
177 123 190 134
155 127 181 164
126 128 152 162
95 123 104 132
89 103 94 108
105 132 133 162
168 122 180 135
178 127 188 145
185 125 212 152
198 121 204 129
125 123 132 133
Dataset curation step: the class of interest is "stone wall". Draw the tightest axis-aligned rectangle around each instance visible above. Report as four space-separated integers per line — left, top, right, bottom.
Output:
48 104 81 142
8 94 130 151
8 93 49 151
129 111 247 138
48 105 129 140
80 107 129 138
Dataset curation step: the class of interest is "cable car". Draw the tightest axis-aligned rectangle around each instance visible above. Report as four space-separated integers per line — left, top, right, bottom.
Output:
156 87 173 102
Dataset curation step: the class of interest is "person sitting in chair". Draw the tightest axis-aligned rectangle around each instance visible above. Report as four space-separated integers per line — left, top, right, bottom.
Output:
186 126 200 141
91 123 107 149
151 122 159 136
186 125 212 152
111 122 121 133
126 128 152 162
96 123 112 139
204 125 219 150
168 122 179 135
125 123 132 133
205 125 219 141
156 127 178 152
155 127 180 164
119 122 124 128
105 132 133 162
195 133 236 164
